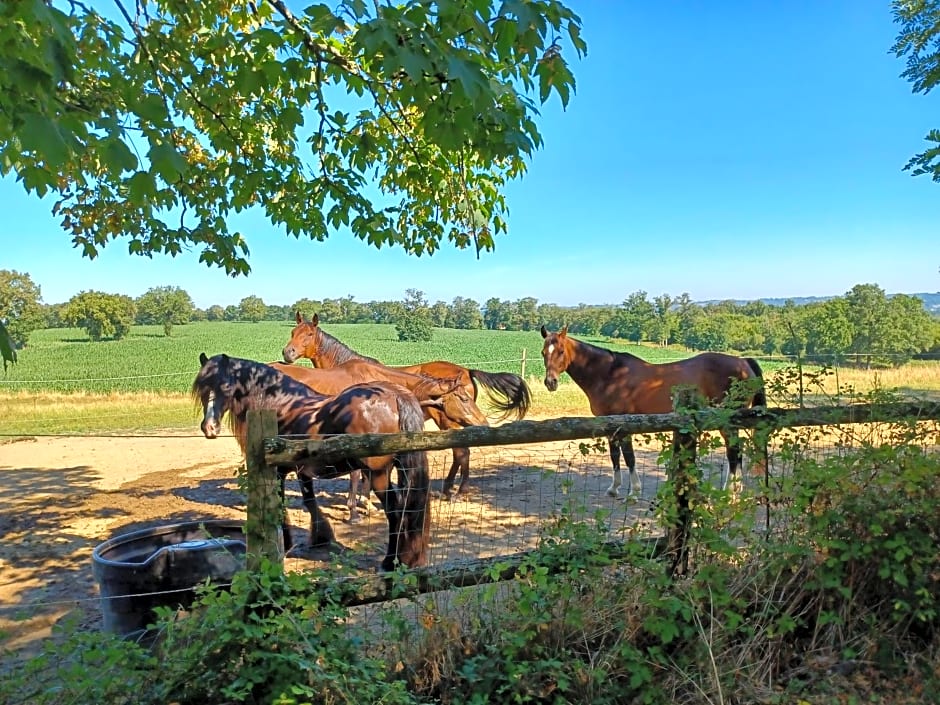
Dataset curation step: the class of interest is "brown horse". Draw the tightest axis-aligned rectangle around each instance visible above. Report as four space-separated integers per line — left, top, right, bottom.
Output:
282 312 531 496
193 353 431 570
540 325 766 497
271 360 488 519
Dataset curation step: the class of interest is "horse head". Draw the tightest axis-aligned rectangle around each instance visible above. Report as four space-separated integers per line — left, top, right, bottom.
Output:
283 312 320 363
193 352 230 439
410 375 485 426
437 379 489 427
540 324 570 392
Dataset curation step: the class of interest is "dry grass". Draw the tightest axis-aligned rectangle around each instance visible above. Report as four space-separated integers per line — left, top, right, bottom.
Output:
2 361 938 437
0 390 196 436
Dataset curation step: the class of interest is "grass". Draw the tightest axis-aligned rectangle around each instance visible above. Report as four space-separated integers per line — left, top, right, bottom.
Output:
2 322 938 436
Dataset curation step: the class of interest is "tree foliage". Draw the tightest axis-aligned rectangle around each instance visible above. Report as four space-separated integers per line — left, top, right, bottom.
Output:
396 288 433 341
0 269 44 347
0 320 15 370
893 0 940 181
62 290 136 341
136 285 194 336
0 0 585 275
238 295 267 322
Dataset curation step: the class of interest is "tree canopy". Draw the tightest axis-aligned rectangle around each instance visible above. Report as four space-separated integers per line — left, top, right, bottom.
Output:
0 0 584 275
62 290 137 341
0 269 44 348
136 285 195 336
893 1 940 181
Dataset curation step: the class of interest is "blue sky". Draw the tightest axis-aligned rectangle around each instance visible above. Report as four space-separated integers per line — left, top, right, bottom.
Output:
3 1 938 309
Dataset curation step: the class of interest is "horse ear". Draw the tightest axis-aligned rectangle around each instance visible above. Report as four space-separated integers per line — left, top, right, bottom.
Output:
199 352 208 366
540 325 549 339
560 325 568 337
312 313 319 326
295 311 303 324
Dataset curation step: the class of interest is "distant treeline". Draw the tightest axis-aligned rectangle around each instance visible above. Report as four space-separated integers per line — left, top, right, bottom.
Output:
33 283 940 368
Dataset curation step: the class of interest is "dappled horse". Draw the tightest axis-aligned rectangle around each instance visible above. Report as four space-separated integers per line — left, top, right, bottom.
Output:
192 353 431 569
540 325 766 497
282 312 531 497
271 360 488 519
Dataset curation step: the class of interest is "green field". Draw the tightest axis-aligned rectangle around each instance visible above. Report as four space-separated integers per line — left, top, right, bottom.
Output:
0 322 701 436
3 321 935 437
1 322 694 394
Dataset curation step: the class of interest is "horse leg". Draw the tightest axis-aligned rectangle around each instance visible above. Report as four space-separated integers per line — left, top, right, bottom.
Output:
367 470 401 571
347 469 363 524
299 473 335 546
722 429 743 496
606 434 623 497
622 435 641 498
278 469 293 551
455 447 472 496
442 447 471 499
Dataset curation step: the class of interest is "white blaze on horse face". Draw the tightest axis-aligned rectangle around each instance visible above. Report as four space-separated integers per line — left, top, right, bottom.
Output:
201 390 223 439
543 343 560 392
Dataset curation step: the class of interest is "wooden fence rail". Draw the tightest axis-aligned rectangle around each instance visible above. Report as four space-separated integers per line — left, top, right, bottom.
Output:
245 400 940 605
263 401 940 466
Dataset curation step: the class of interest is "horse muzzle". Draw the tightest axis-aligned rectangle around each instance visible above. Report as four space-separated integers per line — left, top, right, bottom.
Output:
201 419 222 439
282 345 298 363
544 375 558 392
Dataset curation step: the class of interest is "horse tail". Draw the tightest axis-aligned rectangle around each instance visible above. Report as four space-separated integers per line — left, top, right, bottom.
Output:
468 369 532 420
745 357 767 407
391 394 431 568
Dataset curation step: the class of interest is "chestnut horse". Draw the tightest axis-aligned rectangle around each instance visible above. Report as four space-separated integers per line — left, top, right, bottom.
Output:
282 312 531 496
540 326 766 497
193 353 431 570
272 360 488 519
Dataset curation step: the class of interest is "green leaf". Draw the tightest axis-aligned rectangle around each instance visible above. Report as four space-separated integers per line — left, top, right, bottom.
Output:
132 93 168 125
103 137 139 174
447 55 485 100
127 171 156 201
148 143 188 183
18 113 70 168
0 321 16 372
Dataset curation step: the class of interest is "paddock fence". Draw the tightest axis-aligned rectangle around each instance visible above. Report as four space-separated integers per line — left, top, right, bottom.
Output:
248 398 940 606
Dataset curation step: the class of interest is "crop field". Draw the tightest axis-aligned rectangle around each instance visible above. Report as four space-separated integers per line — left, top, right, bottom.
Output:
1 321 937 436
0 321 700 395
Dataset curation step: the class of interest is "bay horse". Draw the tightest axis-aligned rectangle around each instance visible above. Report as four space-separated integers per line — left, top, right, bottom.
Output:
271 360 488 520
192 353 431 570
540 325 766 498
282 312 531 497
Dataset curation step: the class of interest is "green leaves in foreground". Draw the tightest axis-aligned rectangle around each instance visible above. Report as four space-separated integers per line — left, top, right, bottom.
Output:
0 0 586 275
0 320 15 370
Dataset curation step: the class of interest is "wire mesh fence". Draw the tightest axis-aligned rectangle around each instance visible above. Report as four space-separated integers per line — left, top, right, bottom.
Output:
2 397 939 663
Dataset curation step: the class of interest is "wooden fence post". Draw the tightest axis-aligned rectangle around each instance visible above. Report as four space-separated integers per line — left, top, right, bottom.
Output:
667 386 703 577
245 409 284 571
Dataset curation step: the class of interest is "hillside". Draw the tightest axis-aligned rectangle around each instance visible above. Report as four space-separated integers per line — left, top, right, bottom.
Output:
699 292 940 313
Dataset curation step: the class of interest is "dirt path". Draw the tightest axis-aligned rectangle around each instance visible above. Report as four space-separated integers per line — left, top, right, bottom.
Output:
0 429 670 655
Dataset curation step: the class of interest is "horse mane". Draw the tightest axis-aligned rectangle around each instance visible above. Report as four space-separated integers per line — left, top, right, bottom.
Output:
192 355 327 451
571 335 642 364
315 324 381 366
410 372 461 399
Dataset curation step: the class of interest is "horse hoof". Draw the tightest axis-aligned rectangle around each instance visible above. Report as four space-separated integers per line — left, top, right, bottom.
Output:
606 488 620 498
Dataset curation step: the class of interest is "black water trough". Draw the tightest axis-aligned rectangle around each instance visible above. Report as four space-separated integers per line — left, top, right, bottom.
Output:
91 519 247 639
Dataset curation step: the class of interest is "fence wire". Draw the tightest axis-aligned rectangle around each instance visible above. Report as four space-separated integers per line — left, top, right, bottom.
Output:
1 410 938 664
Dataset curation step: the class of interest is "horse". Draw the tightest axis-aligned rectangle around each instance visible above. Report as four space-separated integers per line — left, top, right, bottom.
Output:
282 312 532 497
192 353 431 570
540 325 766 497
270 360 488 519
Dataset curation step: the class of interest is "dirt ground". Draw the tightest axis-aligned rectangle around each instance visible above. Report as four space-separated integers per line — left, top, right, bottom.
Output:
0 426 674 657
